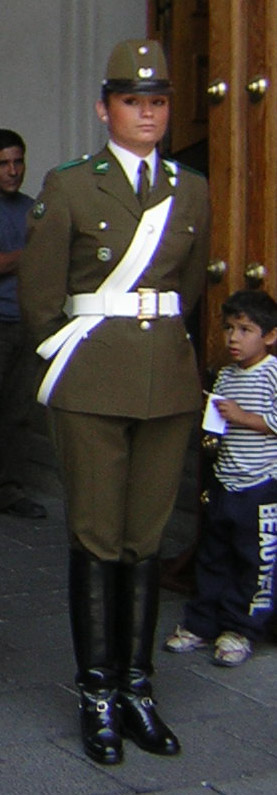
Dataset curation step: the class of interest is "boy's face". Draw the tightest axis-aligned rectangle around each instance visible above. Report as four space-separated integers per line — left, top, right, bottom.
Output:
223 312 276 368
96 93 169 156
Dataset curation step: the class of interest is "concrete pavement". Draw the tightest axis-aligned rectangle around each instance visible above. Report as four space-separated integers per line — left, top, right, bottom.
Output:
1 431 277 794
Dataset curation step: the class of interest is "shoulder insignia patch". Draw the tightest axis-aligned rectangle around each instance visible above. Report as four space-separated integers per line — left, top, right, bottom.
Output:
56 154 92 172
32 200 46 219
92 160 110 174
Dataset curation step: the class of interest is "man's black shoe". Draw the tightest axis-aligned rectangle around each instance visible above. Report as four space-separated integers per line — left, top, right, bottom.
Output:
118 692 180 755
4 497 47 519
79 689 123 765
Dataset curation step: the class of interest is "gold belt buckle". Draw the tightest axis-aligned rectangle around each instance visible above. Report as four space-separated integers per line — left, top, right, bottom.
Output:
137 288 159 320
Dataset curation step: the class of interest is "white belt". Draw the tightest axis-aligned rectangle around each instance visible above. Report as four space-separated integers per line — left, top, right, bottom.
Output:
71 289 181 321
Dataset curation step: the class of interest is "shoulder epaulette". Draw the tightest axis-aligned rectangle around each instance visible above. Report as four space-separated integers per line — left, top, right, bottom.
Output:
163 156 205 179
56 154 92 172
179 162 206 178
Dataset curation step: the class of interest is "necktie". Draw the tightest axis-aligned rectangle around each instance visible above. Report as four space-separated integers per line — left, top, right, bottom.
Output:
137 160 149 206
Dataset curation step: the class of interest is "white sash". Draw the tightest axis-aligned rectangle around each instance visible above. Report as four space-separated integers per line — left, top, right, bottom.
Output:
37 196 173 404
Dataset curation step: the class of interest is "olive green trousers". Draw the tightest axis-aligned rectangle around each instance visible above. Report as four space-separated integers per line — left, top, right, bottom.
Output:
50 409 196 561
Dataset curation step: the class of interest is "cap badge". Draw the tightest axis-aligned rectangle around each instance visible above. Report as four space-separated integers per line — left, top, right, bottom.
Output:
97 247 112 262
32 201 46 219
93 160 110 174
138 67 154 79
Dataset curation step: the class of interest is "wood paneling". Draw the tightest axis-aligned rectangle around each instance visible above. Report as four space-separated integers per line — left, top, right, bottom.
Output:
245 0 277 296
207 0 247 368
147 0 208 153
207 0 277 370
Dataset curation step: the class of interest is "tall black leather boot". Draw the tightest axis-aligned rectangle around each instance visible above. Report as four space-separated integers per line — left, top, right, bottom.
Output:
69 547 123 765
116 556 180 756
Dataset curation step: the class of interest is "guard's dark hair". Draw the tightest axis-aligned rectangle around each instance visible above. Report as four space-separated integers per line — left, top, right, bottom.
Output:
0 129 25 153
222 290 277 335
101 85 112 105
100 83 172 105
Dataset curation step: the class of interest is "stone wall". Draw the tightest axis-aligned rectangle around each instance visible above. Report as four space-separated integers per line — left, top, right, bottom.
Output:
1 0 146 196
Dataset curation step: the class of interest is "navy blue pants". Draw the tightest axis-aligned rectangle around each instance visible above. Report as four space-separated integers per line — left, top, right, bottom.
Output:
184 478 277 641
0 321 37 509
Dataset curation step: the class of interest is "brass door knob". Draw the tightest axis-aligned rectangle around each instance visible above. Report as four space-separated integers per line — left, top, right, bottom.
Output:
207 259 227 283
244 263 267 286
246 76 269 102
207 80 228 104
201 434 220 456
200 489 210 505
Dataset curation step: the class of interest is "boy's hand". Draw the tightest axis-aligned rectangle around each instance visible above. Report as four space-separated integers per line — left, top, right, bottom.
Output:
214 398 246 425
214 398 272 434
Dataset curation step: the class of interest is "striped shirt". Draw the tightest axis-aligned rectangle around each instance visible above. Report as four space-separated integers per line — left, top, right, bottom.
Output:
213 354 277 492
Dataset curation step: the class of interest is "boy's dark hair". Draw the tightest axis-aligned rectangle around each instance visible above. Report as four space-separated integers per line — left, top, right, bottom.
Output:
222 290 277 335
0 129 25 154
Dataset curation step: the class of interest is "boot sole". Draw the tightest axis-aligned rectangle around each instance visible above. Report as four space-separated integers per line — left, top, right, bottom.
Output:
83 744 123 764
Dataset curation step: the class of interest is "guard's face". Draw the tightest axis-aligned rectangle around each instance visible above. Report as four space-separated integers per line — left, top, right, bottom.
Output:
0 146 25 195
96 93 170 156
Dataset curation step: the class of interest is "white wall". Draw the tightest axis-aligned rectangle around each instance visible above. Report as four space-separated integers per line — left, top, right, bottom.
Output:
1 0 146 197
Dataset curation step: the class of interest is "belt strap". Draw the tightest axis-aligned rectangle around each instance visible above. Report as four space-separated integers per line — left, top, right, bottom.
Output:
71 290 180 319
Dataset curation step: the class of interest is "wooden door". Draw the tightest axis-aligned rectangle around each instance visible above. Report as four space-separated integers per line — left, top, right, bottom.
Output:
207 0 277 372
147 0 209 157
148 0 277 374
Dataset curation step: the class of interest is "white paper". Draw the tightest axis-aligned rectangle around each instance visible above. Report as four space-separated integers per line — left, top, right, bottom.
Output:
202 392 227 434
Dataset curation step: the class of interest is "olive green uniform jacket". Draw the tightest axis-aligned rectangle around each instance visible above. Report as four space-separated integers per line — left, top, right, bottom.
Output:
19 146 209 419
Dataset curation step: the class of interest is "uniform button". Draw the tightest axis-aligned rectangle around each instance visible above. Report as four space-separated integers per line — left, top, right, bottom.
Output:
98 220 108 229
140 321 151 331
147 224 154 234
97 247 112 261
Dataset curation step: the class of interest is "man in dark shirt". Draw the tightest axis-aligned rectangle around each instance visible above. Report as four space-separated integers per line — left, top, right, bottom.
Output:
0 129 46 517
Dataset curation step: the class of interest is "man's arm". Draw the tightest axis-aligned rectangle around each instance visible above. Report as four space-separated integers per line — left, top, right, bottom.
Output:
0 249 22 274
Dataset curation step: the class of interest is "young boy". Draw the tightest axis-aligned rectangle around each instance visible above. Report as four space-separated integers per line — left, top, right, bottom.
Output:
165 290 277 666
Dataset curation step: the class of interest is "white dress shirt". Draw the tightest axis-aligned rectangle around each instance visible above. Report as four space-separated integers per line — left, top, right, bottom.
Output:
107 140 157 192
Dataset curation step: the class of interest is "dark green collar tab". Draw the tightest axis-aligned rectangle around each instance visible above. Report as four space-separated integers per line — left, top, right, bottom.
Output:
162 158 178 176
162 158 178 186
92 159 110 174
